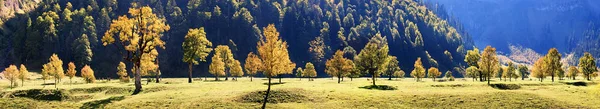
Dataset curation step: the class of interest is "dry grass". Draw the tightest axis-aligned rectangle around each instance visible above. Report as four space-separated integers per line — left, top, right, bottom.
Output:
1 77 599 109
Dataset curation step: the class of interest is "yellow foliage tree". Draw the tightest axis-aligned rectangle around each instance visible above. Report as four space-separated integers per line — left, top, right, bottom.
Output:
230 60 244 80
244 52 262 81
66 62 76 84
209 54 226 80
326 50 352 83
532 58 546 82
117 62 129 82
4 65 19 88
566 66 579 80
256 24 294 108
427 67 441 82
81 65 95 83
102 6 170 94
44 54 64 88
411 57 426 82
478 46 499 85
19 64 29 87
304 62 317 81
182 27 213 83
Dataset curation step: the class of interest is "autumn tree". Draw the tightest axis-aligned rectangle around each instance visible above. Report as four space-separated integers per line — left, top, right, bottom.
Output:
517 65 529 80
304 62 317 81
544 48 562 82
215 45 235 80
244 52 262 81
393 70 406 80
466 66 479 81
19 64 29 87
503 62 516 81
102 6 170 94
383 56 401 80
465 48 482 81
81 65 95 83
66 62 76 84
479 46 499 85
4 65 19 88
309 36 330 66
209 54 226 81
427 67 441 82
182 27 213 83
532 58 546 82
44 54 64 88
296 67 303 80
579 52 597 81
567 66 579 80
326 50 352 83
41 64 51 85
355 33 389 86
230 60 244 80
257 24 294 108
411 57 426 82
117 62 129 82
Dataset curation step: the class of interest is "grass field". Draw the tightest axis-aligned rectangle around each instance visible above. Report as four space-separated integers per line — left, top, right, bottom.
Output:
1 76 600 109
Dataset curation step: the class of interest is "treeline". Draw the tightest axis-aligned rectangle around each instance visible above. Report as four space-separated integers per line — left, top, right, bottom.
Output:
0 0 473 78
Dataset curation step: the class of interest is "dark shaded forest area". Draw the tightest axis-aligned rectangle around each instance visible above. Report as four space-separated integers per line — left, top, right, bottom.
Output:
0 0 474 78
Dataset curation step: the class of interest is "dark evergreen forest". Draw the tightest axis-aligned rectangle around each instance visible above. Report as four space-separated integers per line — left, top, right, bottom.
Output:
0 0 475 78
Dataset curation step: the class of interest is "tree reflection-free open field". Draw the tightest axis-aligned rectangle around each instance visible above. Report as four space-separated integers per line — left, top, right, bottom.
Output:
1 77 599 109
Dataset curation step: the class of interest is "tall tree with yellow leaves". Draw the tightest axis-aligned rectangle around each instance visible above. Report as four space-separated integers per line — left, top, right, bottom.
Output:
102 6 170 94
230 60 244 80
411 57 426 82
544 48 562 82
81 65 95 83
304 62 317 81
326 50 352 83
427 67 441 82
479 46 499 85
354 33 389 86
257 24 294 109
66 62 76 84
209 54 226 81
44 54 64 88
567 66 579 80
215 45 235 80
4 65 19 88
19 64 29 87
244 52 262 81
532 58 547 82
182 27 213 83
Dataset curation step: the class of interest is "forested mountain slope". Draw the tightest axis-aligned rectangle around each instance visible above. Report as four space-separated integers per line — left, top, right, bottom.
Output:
0 0 474 78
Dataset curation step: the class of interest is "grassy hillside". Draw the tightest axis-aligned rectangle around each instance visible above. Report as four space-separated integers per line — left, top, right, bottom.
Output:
1 77 599 108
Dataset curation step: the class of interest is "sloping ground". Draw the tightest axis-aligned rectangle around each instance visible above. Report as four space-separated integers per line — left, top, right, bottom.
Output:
1 78 599 109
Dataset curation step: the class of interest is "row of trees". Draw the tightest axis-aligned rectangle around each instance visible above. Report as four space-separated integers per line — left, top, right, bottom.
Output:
3 53 96 88
463 46 599 84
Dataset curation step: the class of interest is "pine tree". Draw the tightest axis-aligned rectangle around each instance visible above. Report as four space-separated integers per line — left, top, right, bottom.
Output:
102 6 170 94
182 27 213 83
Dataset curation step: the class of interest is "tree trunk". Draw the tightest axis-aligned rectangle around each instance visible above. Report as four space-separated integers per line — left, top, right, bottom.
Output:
479 72 483 82
251 77 253 81
338 76 341 84
133 64 142 95
551 75 554 82
388 74 392 80
487 74 490 85
371 71 376 86
188 63 193 83
279 75 282 83
261 77 272 109
156 71 160 83
350 77 353 81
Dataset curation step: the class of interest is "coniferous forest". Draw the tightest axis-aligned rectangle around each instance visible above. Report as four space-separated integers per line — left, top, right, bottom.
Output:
0 0 473 78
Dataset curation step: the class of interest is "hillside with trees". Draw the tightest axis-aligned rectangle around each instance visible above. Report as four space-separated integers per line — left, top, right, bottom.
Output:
0 0 474 78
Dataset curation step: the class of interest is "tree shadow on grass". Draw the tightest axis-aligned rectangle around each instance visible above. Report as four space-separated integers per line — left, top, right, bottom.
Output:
263 82 286 86
489 83 521 90
359 85 397 90
80 96 125 109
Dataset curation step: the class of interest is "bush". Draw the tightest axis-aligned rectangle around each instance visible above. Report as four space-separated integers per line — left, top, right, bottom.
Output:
489 84 521 90
359 85 398 90
7 89 71 101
